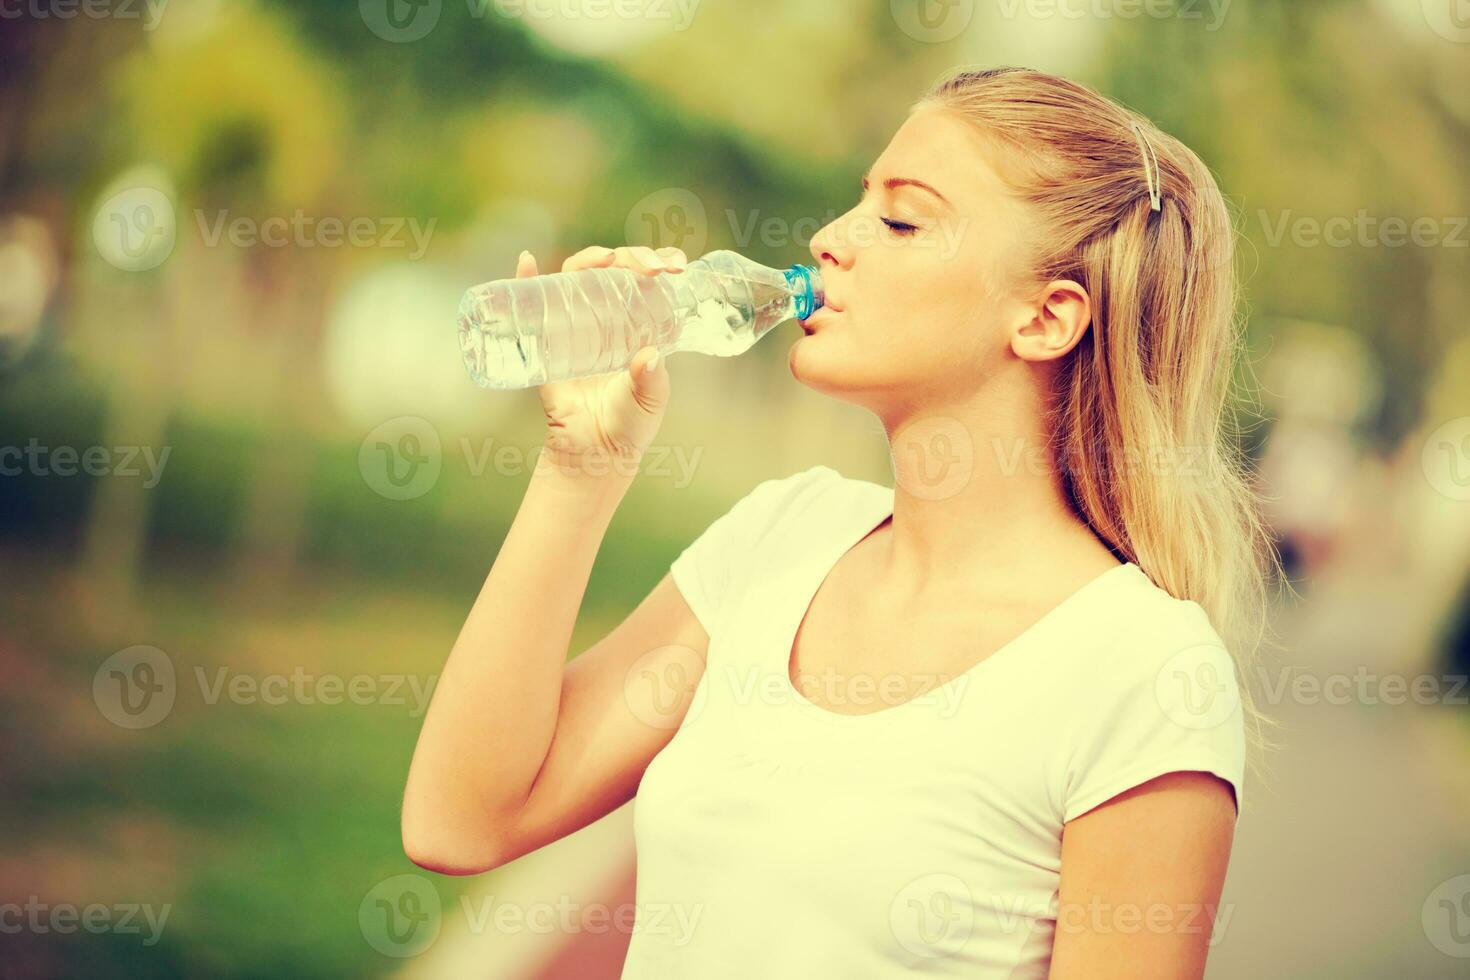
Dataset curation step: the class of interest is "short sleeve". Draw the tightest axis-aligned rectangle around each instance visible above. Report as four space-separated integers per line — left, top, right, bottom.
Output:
669 466 831 635
1060 603 1246 823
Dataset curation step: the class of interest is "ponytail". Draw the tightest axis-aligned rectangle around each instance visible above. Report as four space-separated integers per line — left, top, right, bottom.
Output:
921 66 1286 769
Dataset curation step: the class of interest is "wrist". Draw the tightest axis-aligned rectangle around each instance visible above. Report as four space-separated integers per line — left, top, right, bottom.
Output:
532 443 642 492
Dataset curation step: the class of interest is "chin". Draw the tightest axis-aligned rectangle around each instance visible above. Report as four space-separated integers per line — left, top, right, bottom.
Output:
786 335 888 401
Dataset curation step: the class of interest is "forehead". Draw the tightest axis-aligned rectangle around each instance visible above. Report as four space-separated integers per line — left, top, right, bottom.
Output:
870 104 1014 207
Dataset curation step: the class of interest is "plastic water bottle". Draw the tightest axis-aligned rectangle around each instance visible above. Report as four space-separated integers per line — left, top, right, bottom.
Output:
457 249 824 390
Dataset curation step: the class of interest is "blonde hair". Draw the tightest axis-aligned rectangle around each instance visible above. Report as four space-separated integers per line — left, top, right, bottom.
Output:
920 67 1286 770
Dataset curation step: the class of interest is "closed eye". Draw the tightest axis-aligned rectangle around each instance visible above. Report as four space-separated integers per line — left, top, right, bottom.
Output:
856 180 921 236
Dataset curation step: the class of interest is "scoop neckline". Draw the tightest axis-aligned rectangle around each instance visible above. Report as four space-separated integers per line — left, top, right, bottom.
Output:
779 488 1137 724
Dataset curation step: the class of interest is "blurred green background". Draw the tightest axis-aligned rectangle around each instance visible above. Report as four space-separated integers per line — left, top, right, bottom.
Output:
2 1 1469 977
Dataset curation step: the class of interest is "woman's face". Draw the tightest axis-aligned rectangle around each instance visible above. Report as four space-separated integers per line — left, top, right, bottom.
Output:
792 104 1039 407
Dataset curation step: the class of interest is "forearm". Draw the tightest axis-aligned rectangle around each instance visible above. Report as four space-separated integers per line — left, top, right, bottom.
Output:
403 455 635 857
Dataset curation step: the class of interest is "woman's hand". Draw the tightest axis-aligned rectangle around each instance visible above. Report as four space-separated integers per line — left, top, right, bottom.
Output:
519 245 687 477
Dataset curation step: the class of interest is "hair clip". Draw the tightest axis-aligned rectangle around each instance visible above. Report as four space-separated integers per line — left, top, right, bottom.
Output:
1130 121 1162 213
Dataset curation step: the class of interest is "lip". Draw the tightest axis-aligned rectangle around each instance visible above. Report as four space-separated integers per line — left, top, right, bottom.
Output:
801 302 843 332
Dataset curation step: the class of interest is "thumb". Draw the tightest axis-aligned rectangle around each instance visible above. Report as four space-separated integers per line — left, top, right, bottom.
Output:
625 345 669 415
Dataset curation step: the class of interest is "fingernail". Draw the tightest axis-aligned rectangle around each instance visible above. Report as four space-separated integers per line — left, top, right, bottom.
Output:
648 350 660 373
518 249 530 262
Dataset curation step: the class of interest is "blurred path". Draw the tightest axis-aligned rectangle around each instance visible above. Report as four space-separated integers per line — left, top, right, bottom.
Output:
1209 563 1470 979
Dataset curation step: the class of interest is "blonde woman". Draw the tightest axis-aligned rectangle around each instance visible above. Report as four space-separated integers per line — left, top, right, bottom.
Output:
403 66 1279 979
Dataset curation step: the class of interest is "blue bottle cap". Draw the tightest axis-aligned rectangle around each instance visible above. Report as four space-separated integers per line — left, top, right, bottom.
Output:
783 264 824 320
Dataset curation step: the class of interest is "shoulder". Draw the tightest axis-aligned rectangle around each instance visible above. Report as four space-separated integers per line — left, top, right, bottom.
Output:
749 463 843 499
734 464 879 522
728 464 840 526
680 465 849 559
1056 568 1245 743
1052 568 1247 821
1076 567 1232 680
710 465 888 565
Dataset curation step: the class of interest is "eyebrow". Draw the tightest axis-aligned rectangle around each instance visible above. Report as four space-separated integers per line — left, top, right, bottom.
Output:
861 170 950 206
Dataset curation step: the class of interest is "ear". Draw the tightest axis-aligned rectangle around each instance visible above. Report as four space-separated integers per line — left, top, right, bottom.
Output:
1010 279 1092 364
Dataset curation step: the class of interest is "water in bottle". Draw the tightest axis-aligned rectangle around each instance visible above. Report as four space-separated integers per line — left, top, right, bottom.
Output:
457 249 824 390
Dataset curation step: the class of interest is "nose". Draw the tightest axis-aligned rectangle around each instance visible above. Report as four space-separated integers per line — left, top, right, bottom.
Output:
809 209 855 272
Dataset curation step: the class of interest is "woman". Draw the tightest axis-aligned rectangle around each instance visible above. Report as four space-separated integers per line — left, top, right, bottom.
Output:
402 66 1279 979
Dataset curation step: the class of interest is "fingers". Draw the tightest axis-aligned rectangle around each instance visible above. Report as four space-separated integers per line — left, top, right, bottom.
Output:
653 247 687 270
634 344 662 380
617 246 669 276
516 249 539 278
560 245 687 276
626 345 669 416
561 245 617 274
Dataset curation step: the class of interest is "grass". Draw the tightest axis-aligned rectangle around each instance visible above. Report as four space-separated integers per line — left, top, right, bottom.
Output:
1 543 626 979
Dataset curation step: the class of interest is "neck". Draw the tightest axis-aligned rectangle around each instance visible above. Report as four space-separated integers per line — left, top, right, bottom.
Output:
874 380 1116 598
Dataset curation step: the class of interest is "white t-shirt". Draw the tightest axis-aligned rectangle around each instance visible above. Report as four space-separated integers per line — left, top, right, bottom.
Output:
621 465 1245 979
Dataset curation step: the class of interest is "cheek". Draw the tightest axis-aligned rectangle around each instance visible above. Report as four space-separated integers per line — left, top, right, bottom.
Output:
863 259 983 345
841 239 1006 356
854 250 958 325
